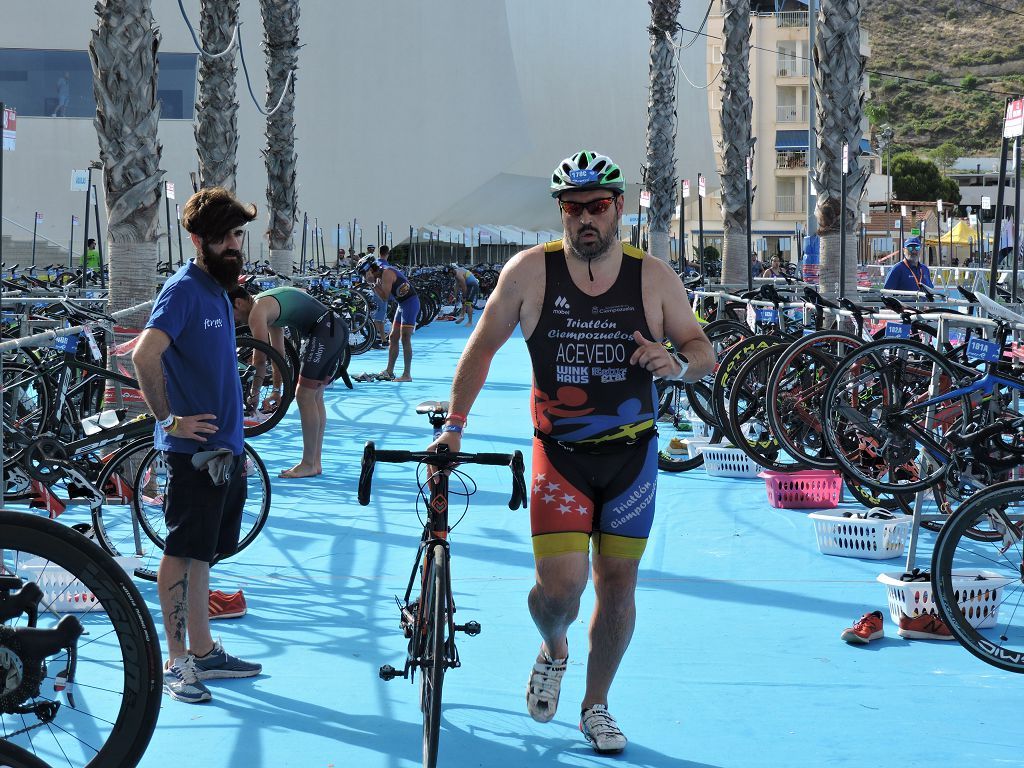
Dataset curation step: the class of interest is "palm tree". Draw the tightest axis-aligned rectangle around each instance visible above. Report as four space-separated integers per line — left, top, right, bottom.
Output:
718 0 754 285
195 0 240 191
89 0 164 328
644 0 681 263
261 0 300 278
812 0 869 296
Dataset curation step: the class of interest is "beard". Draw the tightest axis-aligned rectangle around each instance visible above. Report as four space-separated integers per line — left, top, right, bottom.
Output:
564 220 616 261
201 241 244 289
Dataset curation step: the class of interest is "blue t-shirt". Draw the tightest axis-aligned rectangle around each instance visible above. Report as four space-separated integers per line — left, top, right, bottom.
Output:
883 259 933 293
146 261 244 454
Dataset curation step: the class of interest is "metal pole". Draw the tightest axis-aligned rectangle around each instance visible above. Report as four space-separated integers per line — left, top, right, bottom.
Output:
936 207 943 268
839 158 847 299
81 167 93 286
679 178 687 275
697 173 706 278
989 131 1011 297
806 0 817 237
300 212 308 273
176 203 183 266
68 215 75 269
30 211 38 268
93 184 105 288
1014 137 1021 301
745 158 753 292
164 183 173 270
313 217 320 269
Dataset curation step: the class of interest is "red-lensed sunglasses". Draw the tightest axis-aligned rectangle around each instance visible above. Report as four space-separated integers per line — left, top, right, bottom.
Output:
558 197 615 217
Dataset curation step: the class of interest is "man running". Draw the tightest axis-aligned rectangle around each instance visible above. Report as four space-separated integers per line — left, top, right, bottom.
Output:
229 285 351 478
429 150 714 753
357 255 419 382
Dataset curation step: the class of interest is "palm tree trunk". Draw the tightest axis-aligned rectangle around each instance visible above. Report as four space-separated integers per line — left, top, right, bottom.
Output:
90 0 164 329
261 0 300 279
719 0 754 285
812 0 869 296
90 0 164 416
196 0 240 191
644 0 681 262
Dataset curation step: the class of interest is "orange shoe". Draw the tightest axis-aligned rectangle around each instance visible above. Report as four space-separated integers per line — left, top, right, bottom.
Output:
209 589 247 620
840 610 884 644
897 611 954 640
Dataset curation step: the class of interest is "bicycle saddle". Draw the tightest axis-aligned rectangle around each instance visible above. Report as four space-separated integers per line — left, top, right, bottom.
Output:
415 400 450 416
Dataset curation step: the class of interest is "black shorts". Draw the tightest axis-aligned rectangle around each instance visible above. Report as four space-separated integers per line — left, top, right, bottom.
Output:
299 310 349 386
163 451 246 562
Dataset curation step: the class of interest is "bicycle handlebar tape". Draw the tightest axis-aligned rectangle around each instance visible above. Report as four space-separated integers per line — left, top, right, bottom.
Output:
358 442 376 506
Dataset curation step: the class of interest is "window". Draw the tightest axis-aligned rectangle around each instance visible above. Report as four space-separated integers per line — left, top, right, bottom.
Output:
0 49 198 119
711 45 723 65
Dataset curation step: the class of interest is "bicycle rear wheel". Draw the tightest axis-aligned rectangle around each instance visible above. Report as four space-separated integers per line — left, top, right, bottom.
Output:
236 336 295 437
421 543 447 768
0 510 161 767
931 480 1024 672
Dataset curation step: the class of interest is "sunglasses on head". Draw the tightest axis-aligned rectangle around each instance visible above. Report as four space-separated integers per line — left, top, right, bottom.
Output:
558 197 615 217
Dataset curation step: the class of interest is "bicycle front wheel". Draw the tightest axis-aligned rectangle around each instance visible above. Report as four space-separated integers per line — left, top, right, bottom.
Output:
931 480 1024 672
0 510 162 767
421 543 447 768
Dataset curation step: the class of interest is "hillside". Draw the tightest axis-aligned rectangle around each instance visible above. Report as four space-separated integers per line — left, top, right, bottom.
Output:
861 0 1024 156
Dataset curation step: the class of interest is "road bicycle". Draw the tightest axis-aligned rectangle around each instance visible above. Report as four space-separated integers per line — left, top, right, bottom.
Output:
358 402 526 768
0 509 162 767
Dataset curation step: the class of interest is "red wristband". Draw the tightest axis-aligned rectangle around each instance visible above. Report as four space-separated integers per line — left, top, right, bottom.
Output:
445 412 468 424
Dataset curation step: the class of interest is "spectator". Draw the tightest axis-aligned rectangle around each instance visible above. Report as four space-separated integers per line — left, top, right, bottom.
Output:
131 186 262 704
53 72 69 117
85 238 100 271
883 237 933 294
762 255 786 278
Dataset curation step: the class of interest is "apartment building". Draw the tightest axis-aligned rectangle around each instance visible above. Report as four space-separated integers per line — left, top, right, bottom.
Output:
678 0 881 265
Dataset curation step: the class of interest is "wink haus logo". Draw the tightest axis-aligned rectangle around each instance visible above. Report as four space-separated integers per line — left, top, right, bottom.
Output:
553 295 571 315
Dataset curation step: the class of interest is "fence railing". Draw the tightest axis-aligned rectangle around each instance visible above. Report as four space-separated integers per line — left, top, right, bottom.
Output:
775 194 805 213
776 11 809 27
776 150 809 170
776 59 809 78
775 104 808 123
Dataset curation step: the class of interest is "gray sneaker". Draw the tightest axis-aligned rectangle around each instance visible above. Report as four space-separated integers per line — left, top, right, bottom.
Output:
164 655 212 703
580 705 627 753
526 648 567 723
193 640 262 680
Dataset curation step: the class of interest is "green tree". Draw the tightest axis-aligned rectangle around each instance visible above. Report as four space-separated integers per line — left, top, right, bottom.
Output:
891 152 962 203
930 140 961 172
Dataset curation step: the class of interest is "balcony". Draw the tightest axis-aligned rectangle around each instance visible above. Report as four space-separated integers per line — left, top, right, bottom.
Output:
776 11 808 27
775 194 806 214
776 104 808 123
776 150 808 170
776 59 809 79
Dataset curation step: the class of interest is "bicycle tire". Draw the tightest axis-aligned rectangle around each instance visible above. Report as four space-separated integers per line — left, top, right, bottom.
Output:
0 509 162 767
236 336 295 437
684 320 751 427
0 740 49 768
712 334 779 443
421 543 446 768
2 363 52 461
765 330 865 470
91 439 271 578
726 344 802 472
821 338 970 494
931 480 1024 672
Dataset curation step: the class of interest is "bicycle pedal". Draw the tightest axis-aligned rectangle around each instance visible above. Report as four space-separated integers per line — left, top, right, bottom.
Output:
455 621 481 636
379 664 402 681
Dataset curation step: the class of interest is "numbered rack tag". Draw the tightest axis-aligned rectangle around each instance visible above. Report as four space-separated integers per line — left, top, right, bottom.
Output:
756 308 779 325
884 322 911 339
947 328 967 346
966 337 1001 362
53 333 80 354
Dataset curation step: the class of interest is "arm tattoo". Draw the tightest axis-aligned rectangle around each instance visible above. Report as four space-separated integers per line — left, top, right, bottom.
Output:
167 572 189 644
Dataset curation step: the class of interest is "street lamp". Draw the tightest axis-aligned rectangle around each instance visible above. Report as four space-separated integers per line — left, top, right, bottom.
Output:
878 124 895 212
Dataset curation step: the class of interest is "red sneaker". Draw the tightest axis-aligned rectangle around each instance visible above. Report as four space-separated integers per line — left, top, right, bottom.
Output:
209 589 247 620
897 611 954 640
841 610 884 644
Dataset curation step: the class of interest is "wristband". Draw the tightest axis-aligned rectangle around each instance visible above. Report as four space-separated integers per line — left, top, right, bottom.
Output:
445 412 468 425
157 413 176 430
663 353 689 382
440 424 464 434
